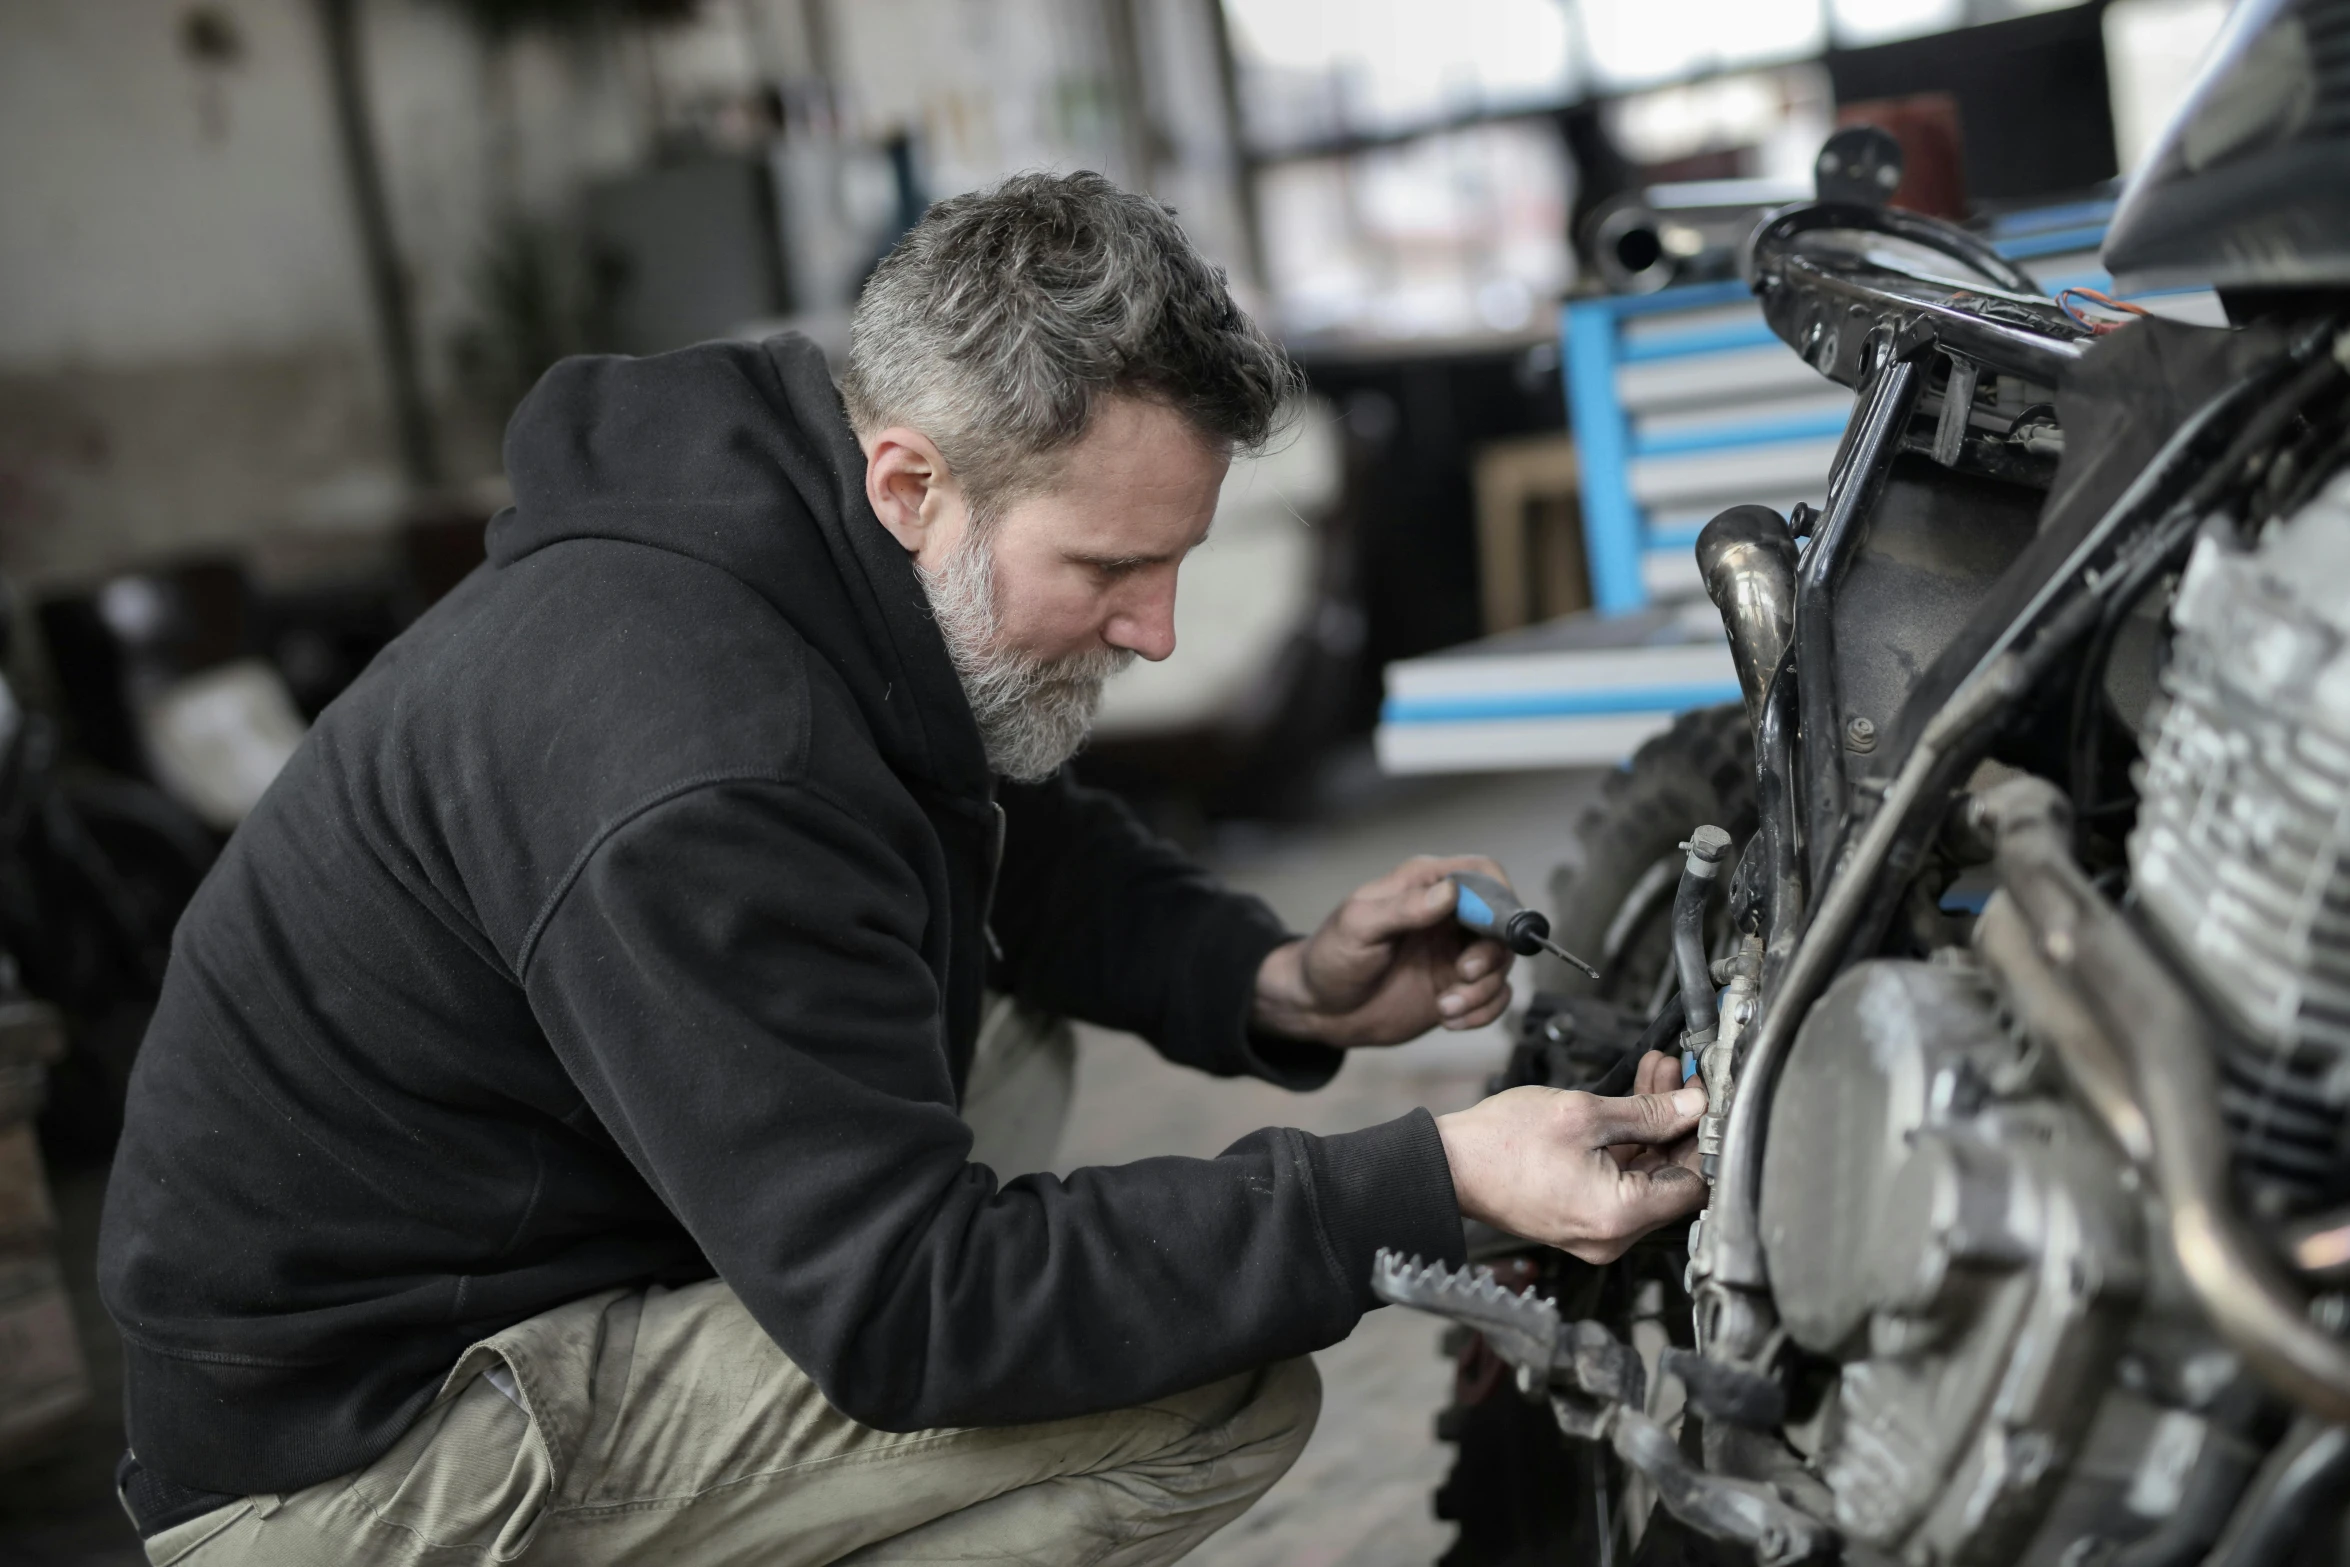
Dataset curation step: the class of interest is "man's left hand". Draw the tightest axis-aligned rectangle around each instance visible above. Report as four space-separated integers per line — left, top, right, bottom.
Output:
1251 855 1517 1049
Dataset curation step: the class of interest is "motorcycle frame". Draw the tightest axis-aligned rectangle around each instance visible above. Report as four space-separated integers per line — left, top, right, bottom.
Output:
1690 201 2350 1401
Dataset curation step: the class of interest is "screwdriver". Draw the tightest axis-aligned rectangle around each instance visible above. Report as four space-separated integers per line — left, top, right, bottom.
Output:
1448 872 1601 979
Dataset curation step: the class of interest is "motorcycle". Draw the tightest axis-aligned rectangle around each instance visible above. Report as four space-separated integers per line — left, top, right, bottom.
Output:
1383 1 2350 1562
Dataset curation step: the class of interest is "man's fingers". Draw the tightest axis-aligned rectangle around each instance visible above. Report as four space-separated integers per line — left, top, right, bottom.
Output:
1441 981 1512 1031
1559 1159 1710 1263
1632 1049 1679 1098
1583 1083 1706 1149
1454 937 1511 983
1438 1086 1713 1266
1436 965 1508 1020
1610 1162 1709 1231
1611 1057 1681 1159
1339 854 1513 944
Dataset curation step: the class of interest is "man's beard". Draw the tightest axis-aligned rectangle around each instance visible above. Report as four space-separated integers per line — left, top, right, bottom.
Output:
917 529 1134 783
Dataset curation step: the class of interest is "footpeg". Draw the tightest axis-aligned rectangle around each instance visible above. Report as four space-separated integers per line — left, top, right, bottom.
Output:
1376 1251 1835 1564
1371 1250 1642 1409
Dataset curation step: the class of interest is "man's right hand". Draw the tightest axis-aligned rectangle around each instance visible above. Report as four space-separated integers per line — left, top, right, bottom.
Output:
1434 1055 1708 1263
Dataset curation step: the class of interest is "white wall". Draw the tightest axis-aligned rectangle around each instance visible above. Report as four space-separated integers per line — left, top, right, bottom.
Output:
0 0 665 582
0 0 370 369
362 4 653 392
0 0 659 375
0 0 1254 585
827 0 1253 282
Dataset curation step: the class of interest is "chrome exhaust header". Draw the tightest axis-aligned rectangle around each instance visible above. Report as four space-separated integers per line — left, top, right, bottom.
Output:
1694 505 1799 729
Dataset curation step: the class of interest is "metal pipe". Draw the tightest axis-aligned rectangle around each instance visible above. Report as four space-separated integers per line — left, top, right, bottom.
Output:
1748 199 2044 300
1975 893 2154 1166
1696 506 1799 730
1767 253 2087 388
1796 357 1920 895
2201 1420 2350 1567
1980 776 2350 1424
1200 0 1269 292
2105 1422 2263 1567
1673 827 1733 1051
1703 646 2032 1306
2284 1207 2350 1282
1752 652 1806 1013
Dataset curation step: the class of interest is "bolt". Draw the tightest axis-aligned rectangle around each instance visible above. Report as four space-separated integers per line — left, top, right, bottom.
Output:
1685 824 1734 863
1844 715 1879 753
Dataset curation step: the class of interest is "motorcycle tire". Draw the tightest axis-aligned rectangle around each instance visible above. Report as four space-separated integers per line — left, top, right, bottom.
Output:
1430 702 1755 1567
1537 704 1756 1008
1431 1337 1588 1567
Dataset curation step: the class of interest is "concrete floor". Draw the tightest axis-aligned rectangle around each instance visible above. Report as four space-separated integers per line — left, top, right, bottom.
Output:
0 761 1605 1567
1058 761 1605 1567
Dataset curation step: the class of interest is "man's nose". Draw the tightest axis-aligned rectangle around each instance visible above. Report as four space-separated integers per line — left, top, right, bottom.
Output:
1104 579 1178 662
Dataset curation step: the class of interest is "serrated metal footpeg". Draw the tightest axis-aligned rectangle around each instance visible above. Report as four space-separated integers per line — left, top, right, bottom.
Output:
1375 1250 1835 1564
1372 1249 1642 1408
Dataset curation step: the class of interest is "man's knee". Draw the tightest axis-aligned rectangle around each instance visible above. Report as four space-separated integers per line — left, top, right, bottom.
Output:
1252 1356 1322 1454
1197 1355 1321 1493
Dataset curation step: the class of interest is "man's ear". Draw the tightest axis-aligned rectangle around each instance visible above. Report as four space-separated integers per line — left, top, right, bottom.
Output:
861 426 957 558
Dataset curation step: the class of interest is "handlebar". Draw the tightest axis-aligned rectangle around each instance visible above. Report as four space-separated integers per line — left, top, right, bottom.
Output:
1747 201 2093 390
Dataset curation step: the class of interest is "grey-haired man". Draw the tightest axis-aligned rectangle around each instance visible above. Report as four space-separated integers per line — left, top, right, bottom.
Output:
102 172 1706 1566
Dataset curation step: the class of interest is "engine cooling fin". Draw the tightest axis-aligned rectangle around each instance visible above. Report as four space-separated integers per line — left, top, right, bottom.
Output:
2132 469 2350 1209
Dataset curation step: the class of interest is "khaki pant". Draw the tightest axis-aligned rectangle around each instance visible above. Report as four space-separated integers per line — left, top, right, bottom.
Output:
144 1001 1321 1565
145 1281 1320 1567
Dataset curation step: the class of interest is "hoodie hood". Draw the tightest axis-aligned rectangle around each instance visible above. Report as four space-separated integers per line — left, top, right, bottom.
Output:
489 333 988 798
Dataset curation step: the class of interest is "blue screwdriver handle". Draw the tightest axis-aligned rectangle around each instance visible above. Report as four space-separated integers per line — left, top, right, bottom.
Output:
1450 873 1525 943
1449 872 1601 978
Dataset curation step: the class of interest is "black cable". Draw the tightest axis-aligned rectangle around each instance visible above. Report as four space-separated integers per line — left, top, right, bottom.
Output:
1591 994 1685 1098
2265 421 2350 523
2066 507 2207 837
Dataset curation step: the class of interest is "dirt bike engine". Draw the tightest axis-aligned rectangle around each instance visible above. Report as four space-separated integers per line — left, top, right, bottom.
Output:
2132 469 2350 1216
1750 466 2350 1566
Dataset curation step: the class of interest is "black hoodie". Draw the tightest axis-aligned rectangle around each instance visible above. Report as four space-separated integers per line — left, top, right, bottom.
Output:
98 335 1466 1497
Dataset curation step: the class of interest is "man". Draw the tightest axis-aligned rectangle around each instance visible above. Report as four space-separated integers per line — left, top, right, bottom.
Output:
101 172 1706 1566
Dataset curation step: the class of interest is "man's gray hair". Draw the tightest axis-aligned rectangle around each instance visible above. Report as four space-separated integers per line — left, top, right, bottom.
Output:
840 171 1301 517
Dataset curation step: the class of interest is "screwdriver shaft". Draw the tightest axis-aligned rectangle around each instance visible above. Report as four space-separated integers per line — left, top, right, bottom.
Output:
1535 934 1601 980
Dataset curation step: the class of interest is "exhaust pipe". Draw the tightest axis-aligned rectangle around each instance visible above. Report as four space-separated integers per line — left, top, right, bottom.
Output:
1695 505 1799 730
1978 776 2350 1425
1584 180 1808 296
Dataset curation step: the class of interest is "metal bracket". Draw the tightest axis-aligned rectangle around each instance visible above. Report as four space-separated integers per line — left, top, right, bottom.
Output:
1662 1345 1788 1430
1933 353 1983 467
1612 1405 1838 1566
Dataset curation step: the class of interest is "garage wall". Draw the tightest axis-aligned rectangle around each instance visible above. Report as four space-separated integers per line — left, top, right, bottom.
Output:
0 0 1248 589
0 0 654 585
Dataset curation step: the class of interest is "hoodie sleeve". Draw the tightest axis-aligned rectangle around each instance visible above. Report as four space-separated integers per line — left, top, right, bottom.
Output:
988 771 1346 1088
521 777 1465 1432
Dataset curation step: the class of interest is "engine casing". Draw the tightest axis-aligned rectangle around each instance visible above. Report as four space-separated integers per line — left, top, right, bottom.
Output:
2132 471 2350 1208
1759 955 2154 1564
